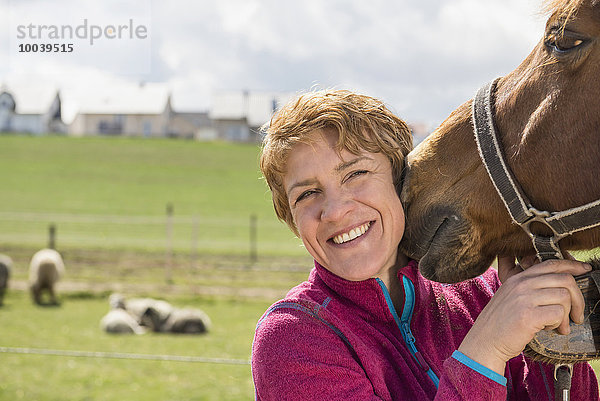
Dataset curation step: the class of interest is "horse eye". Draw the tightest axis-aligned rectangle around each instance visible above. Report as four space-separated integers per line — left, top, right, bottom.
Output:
545 30 585 53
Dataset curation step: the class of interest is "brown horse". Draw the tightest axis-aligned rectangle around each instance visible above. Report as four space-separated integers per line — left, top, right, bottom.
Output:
400 0 600 284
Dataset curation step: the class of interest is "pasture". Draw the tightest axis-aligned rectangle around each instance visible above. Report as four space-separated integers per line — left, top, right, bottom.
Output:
0 134 304 256
0 290 272 401
0 134 311 400
1 134 599 399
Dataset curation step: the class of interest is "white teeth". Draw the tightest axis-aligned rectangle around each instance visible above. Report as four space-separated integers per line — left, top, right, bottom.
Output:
332 222 371 244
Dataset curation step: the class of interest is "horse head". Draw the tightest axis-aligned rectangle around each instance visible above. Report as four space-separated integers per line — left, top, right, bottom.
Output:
400 0 600 283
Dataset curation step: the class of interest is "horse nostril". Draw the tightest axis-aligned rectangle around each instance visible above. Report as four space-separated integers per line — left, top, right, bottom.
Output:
400 206 466 260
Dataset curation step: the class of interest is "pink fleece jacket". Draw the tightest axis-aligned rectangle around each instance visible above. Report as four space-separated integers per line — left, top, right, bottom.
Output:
251 260 599 400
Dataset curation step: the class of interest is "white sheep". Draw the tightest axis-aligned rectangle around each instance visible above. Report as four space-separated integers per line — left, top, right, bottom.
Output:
100 308 146 335
124 297 174 324
29 249 65 305
0 254 12 306
160 307 212 334
141 304 212 334
111 293 211 334
109 293 174 325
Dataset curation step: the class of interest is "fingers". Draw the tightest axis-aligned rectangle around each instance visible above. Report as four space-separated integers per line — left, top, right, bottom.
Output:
497 255 522 283
505 260 589 332
521 269 585 320
517 254 537 270
520 258 592 277
536 304 570 334
497 254 539 283
515 259 589 321
529 286 584 333
468 255 591 367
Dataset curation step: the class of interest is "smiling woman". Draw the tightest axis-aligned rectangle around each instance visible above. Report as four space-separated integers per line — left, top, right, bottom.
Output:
283 129 405 285
251 89 599 400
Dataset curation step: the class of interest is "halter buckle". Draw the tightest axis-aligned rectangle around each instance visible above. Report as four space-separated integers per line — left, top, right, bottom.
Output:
521 207 566 260
522 207 561 238
526 206 551 220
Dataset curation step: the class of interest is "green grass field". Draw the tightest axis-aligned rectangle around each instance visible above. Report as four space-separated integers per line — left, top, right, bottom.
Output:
0 290 272 401
1 134 266 216
0 134 310 400
0 134 304 256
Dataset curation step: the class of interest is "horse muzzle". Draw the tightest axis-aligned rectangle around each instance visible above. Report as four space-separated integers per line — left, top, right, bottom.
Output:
400 205 491 283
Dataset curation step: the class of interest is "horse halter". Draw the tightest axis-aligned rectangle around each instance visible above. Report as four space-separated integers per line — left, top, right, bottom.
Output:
472 77 600 262
473 78 600 400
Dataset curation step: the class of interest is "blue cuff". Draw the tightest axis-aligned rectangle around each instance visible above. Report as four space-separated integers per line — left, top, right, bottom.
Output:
451 350 507 386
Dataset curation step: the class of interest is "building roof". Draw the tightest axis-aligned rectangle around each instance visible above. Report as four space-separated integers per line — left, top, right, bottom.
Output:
210 91 294 128
0 83 59 115
74 83 171 115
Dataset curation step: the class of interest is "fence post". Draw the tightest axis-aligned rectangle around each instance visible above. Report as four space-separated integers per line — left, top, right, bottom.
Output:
48 223 56 250
166 203 174 284
250 214 257 265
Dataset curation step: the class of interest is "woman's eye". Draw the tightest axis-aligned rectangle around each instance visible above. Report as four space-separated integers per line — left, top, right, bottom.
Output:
295 190 317 204
346 170 368 181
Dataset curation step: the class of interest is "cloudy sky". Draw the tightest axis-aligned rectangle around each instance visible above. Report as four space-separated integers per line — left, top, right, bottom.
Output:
0 0 548 127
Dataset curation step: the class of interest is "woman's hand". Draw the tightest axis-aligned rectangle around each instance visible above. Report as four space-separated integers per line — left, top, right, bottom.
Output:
458 257 591 375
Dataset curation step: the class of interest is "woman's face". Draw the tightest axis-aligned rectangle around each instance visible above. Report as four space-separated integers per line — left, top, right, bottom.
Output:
283 129 405 282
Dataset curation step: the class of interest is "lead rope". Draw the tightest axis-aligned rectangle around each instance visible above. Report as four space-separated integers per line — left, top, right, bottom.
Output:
540 252 572 401
554 364 573 401
538 252 572 401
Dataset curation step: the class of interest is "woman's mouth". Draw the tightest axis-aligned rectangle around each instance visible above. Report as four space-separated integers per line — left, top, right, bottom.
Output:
331 222 372 244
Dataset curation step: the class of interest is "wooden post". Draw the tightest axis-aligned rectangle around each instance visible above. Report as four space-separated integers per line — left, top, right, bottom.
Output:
48 224 56 250
166 203 174 284
250 214 257 265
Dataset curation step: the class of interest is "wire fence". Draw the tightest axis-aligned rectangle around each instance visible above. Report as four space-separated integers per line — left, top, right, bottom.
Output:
0 209 313 296
0 208 305 261
0 346 250 365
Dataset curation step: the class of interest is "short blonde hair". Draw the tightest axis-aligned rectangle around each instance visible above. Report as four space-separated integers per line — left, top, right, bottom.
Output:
260 89 413 236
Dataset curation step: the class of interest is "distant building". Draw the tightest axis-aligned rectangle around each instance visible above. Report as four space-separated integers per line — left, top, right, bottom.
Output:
69 84 172 137
170 111 216 141
0 85 64 135
68 83 215 139
210 91 293 142
1 82 296 142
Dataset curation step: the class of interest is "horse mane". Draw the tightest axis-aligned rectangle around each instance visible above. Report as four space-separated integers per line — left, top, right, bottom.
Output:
543 0 586 19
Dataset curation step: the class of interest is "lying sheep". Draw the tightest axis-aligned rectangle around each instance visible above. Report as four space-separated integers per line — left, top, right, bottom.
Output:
110 293 211 334
101 294 147 334
161 308 212 334
124 297 173 324
102 293 172 335
109 293 174 324
142 304 212 334
29 249 65 305
100 308 146 335
0 254 12 306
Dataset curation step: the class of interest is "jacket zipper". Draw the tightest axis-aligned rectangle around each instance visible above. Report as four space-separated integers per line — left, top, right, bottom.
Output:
376 277 440 388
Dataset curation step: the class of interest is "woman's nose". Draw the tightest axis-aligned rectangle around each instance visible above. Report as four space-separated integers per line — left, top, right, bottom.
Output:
320 192 353 222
